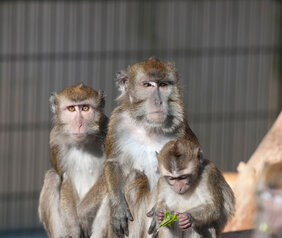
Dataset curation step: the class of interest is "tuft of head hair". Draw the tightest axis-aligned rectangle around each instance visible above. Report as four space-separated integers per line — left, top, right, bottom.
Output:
49 84 105 114
127 57 178 82
157 139 200 172
58 83 99 102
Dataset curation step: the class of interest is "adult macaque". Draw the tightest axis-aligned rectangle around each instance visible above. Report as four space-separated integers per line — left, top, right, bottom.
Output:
104 57 199 237
38 84 108 238
147 139 235 238
253 162 282 238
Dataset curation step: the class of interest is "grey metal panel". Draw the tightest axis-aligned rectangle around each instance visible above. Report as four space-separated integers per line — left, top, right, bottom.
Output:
0 0 280 231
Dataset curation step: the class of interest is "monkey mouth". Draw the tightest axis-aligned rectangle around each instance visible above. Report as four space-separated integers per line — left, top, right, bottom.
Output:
71 133 87 141
148 111 166 121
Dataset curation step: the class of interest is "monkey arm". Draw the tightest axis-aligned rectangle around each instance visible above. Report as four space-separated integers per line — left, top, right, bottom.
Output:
60 174 81 237
186 202 220 227
50 146 60 174
77 176 107 237
104 159 133 236
39 170 81 238
38 169 62 238
147 202 169 236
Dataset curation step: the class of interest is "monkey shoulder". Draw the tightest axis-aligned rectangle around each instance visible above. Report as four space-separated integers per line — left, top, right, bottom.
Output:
200 159 234 206
43 169 61 188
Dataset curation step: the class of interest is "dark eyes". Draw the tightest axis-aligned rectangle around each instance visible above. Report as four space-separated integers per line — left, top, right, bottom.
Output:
167 175 190 181
159 82 168 87
67 105 90 112
178 175 189 180
142 82 169 87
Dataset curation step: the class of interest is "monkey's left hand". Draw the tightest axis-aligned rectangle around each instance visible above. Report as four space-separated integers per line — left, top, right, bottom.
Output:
174 212 193 230
147 206 159 238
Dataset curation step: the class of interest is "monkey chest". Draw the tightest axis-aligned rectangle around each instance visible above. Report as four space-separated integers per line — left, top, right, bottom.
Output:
61 148 104 200
120 135 174 187
162 187 212 211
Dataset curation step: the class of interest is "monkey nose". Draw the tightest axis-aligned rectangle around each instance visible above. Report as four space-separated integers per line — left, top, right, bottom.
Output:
155 99 163 105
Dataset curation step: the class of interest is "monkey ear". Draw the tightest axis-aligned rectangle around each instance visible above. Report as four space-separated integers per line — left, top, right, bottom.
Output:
49 93 58 114
116 70 129 94
197 148 204 159
167 61 175 69
98 90 106 109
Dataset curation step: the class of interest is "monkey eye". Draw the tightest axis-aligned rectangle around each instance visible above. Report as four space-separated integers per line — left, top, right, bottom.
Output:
67 106 76 112
159 82 168 87
82 105 89 111
143 82 154 87
167 177 175 181
178 175 189 180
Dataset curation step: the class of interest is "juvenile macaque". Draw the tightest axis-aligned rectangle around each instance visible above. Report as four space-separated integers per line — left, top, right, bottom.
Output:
253 162 282 238
148 139 235 238
104 57 199 237
38 84 108 238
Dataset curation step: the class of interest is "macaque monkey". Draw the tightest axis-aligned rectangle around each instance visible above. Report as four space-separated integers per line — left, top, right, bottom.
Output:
38 84 108 238
253 162 282 238
147 139 235 238
104 57 199 237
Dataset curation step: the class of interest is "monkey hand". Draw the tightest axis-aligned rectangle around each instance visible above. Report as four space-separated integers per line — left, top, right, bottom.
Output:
110 200 133 237
78 215 92 238
147 206 164 238
174 212 193 231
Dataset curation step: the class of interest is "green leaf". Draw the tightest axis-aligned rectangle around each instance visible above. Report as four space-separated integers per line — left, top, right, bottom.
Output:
157 211 178 233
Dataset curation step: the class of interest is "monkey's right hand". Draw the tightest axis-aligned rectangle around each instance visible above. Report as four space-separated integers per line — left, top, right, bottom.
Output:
110 200 133 237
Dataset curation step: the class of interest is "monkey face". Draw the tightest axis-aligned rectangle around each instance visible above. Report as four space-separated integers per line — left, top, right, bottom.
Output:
164 174 192 194
161 164 197 195
157 139 200 195
59 101 97 141
116 58 184 132
130 73 174 122
50 84 105 144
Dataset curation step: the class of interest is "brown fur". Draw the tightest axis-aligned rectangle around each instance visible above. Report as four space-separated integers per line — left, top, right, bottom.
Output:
152 139 235 238
157 138 199 172
59 84 99 100
38 84 108 238
104 58 199 237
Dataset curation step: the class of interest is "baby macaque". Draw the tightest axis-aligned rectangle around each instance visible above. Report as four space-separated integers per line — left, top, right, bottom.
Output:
148 139 235 238
253 162 282 238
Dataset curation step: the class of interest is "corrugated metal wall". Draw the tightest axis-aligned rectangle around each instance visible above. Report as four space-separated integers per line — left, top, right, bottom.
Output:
0 0 281 231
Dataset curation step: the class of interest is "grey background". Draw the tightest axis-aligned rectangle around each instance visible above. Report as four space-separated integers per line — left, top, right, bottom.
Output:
0 0 281 234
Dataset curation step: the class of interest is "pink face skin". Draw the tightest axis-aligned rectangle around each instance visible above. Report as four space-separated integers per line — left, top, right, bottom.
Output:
142 81 170 121
161 167 194 194
134 74 174 122
60 102 94 141
165 174 191 194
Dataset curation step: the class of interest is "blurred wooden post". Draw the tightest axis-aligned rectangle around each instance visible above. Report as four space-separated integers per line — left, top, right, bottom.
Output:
225 111 282 231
